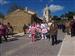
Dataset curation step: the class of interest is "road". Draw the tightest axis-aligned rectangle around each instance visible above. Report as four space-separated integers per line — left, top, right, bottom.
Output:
0 30 65 56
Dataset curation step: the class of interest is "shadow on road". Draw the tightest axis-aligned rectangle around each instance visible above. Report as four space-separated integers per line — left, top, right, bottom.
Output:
56 40 62 45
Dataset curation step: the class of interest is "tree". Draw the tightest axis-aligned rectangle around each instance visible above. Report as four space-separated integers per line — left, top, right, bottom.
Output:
0 12 5 22
65 11 75 20
0 12 4 19
52 16 61 20
60 11 75 20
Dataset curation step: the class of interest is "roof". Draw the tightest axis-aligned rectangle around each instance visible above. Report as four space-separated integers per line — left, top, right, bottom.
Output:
27 10 35 15
5 9 36 18
13 9 36 15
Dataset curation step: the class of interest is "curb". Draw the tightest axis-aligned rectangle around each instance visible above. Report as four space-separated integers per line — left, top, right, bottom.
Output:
13 32 24 37
57 34 75 56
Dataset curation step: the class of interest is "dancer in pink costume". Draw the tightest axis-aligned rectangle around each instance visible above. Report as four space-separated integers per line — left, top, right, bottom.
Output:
29 23 37 42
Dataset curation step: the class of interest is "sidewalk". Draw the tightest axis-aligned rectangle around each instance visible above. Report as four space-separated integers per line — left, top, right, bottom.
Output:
7 32 24 40
13 32 24 37
58 34 75 56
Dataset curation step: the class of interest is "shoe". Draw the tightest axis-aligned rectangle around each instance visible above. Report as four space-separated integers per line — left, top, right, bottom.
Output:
0 42 2 44
52 43 54 46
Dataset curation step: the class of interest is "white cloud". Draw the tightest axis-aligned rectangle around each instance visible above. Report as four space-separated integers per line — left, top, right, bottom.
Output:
0 0 9 5
49 4 64 12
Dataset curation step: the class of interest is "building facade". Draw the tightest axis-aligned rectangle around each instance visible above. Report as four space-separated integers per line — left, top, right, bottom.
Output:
4 9 42 33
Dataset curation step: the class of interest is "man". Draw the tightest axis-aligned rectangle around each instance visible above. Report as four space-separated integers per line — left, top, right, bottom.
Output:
50 21 58 45
47 21 52 41
23 24 28 34
7 22 14 37
0 22 2 43
70 19 75 37
65 20 70 35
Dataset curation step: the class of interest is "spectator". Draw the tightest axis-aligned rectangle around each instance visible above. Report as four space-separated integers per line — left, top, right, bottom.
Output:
50 21 58 45
70 19 75 37
65 20 70 35
7 22 14 37
0 22 3 43
23 24 28 34
0 22 8 43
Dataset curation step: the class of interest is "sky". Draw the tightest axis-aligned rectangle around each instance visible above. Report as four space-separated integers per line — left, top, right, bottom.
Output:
0 0 75 16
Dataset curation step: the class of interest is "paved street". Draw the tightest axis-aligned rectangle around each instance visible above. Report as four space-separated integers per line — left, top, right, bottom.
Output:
0 0 75 56
0 30 65 56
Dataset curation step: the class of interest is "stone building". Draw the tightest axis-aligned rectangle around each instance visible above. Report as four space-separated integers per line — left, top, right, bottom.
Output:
4 9 42 33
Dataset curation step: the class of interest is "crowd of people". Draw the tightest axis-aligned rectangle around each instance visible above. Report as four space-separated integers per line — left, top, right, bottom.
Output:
0 22 13 43
0 18 75 45
60 19 75 37
23 20 58 45
23 18 75 45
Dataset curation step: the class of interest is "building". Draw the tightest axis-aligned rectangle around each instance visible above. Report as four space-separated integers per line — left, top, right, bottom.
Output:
43 5 52 22
0 18 3 23
4 9 42 33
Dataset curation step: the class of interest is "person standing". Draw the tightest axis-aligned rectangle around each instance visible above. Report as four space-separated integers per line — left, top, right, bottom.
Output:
2 23 8 41
61 23 66 33
0 22 8 43
23 24 28 34
65 20 70 35
0 22 3 43
50 21 58 45
47 21 52 41
70 19 75 37
7 22 14 37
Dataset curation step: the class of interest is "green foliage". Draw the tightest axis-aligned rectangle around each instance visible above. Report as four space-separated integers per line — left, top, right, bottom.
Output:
0 12 4 19
52 16 61 21
64 11 75 20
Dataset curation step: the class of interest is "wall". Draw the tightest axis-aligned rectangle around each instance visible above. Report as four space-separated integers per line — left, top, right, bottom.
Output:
5 10 32 33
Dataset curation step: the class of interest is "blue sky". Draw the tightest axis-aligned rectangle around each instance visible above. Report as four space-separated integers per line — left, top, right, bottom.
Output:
0 0 75 16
